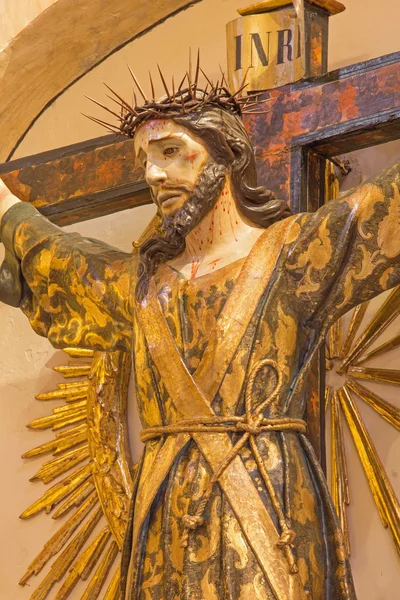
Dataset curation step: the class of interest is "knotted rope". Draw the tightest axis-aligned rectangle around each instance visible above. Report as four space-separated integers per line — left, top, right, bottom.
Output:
140 359 305 574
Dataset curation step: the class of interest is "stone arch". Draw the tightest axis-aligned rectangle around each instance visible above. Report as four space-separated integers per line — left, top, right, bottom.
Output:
0 0 201 161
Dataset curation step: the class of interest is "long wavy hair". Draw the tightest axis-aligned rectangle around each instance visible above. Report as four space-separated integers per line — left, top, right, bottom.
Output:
172 107 291 225
136 107 292 301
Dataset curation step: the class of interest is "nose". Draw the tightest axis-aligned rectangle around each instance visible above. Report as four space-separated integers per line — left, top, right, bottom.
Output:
145 162 167 187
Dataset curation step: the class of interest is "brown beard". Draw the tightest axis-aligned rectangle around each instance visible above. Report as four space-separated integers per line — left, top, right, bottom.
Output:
135 159 227 302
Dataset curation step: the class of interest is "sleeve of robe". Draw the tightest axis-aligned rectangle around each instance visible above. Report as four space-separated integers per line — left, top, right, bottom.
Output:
0 203 134 351
285 158 400 328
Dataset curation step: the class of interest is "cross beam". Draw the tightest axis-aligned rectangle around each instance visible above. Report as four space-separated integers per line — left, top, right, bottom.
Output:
1 51 399 464
0 135 146 226
249 51 400 211
0 52 399 227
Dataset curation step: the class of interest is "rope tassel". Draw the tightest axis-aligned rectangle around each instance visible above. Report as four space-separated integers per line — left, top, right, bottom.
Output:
161 359 303 574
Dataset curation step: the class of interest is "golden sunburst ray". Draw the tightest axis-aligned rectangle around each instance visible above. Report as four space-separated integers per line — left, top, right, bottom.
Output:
348 366 400 386
20 347 133 599
27 401 87 431
328 317 342 359
338 385 400 555
35 382 89 402
54 364 92 378
80 540 119 600
325 385 332 410
28 507 104 600
330 392 340 512
355 331 400 365
52 480 96 520
30 445 90 484
326 297 400 559
103 566 121 600
20 493 99 585
20 464 93 519
324 160 400 565
22 423 88 458
330 392 351 555
340 300 369 359
336 397 350 507
53 527 111 600
64 348 94 358
346 378 400 430
336 396 350 554
339 286 400 371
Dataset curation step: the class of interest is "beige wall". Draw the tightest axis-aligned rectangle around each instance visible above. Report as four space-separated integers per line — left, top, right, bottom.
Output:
12 0 400 158
327 290 400 600
1 1 400 598
0 0 57 51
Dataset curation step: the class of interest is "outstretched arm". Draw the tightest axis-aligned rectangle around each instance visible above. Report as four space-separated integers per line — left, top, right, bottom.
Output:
0 179 134 351
285 159 400 328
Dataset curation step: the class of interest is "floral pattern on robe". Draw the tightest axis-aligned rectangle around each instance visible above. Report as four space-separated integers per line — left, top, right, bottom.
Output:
2 160 400 599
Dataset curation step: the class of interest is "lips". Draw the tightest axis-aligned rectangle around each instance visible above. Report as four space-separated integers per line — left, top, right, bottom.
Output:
158 191 181 205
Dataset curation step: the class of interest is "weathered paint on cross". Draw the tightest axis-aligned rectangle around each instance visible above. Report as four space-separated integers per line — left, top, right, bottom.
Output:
247 52 400 211
1 50 400 463
1 52 399 226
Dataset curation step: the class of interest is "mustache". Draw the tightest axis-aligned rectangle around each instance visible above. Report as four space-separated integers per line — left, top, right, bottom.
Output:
136 160 227 302
155 183 191 196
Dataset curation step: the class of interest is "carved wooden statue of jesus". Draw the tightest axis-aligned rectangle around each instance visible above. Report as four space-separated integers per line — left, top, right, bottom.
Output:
1 69 400 599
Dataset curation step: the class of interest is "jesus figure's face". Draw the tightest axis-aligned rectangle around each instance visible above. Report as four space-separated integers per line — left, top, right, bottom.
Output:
134 119 210 218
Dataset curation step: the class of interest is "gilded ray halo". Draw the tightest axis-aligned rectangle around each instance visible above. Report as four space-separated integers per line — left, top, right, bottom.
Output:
19 348 134 600
325 164 400 558
16 228 165 600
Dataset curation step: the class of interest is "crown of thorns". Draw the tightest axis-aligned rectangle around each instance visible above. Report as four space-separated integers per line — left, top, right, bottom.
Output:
84 51 269 138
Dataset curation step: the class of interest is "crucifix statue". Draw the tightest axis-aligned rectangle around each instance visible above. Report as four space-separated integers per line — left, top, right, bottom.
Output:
1 47 400 599
1 0 400 598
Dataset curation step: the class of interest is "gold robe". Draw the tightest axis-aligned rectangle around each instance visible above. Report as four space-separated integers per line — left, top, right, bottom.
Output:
3 161 400 599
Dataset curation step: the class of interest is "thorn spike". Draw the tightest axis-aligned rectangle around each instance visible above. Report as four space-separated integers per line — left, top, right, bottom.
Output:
82 114 121 134
243 110 270 115
178 72 188 93
84 95 123 121
239 66 251 92
172 75 176 101
127 64 148 102
227 82 250 102
105 94 125 110
81 113 121 133
82 113 117 129
157 64 172 100
194 49 200 92
149 71 156 102
186 71 194 99
241 97 274 109
103 82 133 111
130 85 138 114
188 48 192 88
200 68 214 88
105 95 137 117
219 64 227 88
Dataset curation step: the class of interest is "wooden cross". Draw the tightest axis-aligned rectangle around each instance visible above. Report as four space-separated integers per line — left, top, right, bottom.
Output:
1 50 399 464
1 52 399 224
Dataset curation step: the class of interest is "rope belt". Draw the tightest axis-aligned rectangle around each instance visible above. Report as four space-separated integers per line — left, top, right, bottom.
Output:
140 360 306 575
140 416 306 442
